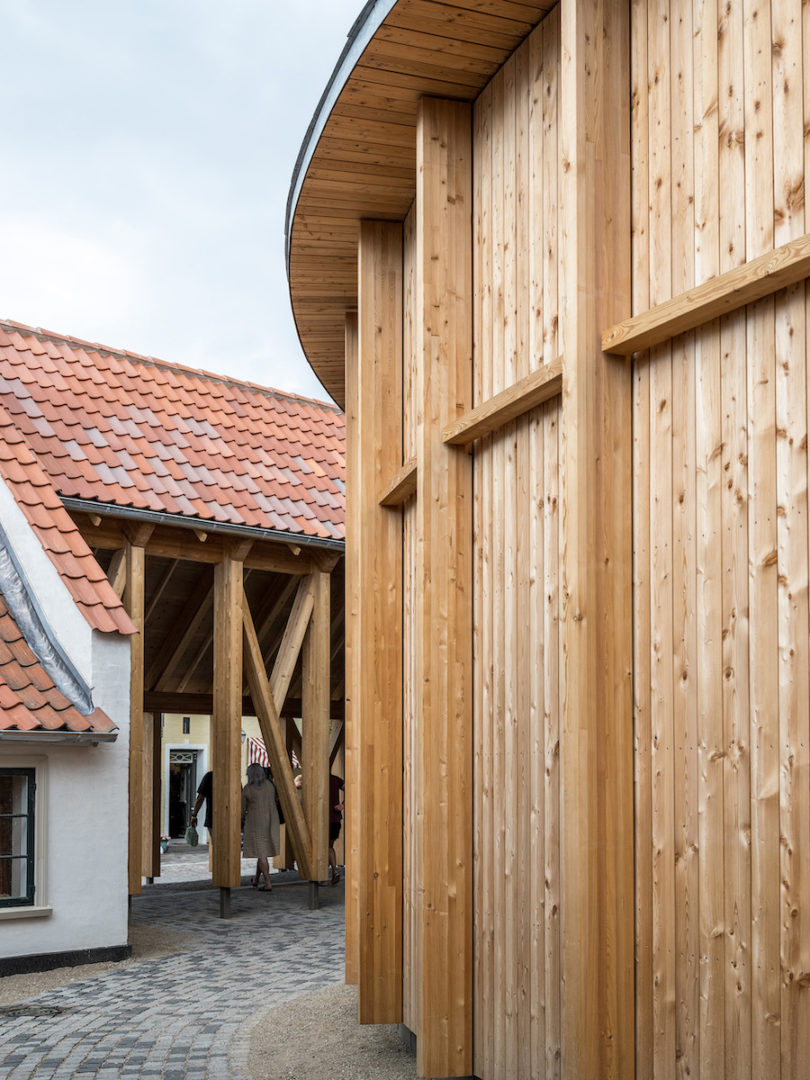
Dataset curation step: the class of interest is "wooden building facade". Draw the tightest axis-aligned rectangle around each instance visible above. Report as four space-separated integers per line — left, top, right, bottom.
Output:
286 0 810 1076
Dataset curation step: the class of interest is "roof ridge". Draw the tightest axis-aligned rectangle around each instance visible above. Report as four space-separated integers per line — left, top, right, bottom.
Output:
0 318 343 414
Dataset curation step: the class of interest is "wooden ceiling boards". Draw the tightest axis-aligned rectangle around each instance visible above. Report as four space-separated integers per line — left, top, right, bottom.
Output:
285 0 556 407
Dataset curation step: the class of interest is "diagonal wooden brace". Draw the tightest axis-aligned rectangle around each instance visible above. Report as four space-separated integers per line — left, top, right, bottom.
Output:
242 587 313 881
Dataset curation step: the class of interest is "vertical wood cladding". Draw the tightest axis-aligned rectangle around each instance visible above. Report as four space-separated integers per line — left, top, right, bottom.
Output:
472 10 563 1078
632 0 810 1075
402 202 419 1037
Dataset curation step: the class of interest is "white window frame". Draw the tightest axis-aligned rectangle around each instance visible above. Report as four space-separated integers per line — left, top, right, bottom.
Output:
0 753 50 920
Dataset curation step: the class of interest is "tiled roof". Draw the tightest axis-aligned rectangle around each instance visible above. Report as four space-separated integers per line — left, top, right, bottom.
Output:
0 320 346 542
0 403 135 636
0 594 116 736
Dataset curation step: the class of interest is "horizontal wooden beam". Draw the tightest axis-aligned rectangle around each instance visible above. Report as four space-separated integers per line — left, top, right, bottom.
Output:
378 456 417 506
442 357 563 446
74 515 317 574
602 231 810 355
143 691 345 720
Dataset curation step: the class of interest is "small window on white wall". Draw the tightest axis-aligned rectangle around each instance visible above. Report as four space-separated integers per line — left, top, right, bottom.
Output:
0 768 36 907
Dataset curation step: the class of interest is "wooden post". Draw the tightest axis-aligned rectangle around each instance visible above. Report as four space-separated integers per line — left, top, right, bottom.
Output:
559 0 634 1075
356 220 404 1025
141 712 161 878
303 569 331 884
243 596 314 882
415 97 473 1078
345 310 361 986
126 540 146 895
274 717 298 871
212 545 244 889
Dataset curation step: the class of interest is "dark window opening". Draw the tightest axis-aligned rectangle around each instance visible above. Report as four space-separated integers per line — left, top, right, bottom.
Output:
0 768 35 907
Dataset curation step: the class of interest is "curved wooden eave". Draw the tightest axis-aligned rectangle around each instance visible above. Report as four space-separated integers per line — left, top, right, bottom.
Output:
286 0 557 408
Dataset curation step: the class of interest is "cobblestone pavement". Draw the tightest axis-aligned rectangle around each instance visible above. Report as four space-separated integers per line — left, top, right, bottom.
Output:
0 870 344 1078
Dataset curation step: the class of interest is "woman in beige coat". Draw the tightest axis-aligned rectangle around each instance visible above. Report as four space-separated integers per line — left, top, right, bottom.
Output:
241 762 280 891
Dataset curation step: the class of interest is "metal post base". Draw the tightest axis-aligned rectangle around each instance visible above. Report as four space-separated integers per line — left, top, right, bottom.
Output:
308 881 320 910
219 887 231 919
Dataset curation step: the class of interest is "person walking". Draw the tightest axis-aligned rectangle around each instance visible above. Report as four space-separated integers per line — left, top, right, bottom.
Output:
241 762 280 891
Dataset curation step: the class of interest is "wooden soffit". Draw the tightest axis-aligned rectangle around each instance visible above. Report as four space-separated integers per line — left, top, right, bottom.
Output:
285 0 556 407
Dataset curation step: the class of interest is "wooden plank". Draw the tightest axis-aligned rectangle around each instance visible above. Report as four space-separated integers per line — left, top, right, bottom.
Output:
344 310 361 987
357 220 404 1025
144 559 179 623
126 542 146 895
647 0 676 1073
211 549 243 889
273 717 300 871
692 0 726 1074
442 356 562 445
490 61 506 1079
141 712 156 878
243 595 313 882
415 97 473 1079
772 0 810 1070
472 71 489 1080
472 67 492 1080
558 0 633 1076
602 231 810 357
670 0 698 1071
106 548 126 598
253 578 299 671
402 206 419 1033
146 574 213 692
269 576 315 712
717 0 750 1071
629 0 652 1073
537 18 561 1075
501 48 518 1079
328 720 344 767
743 0 780 1068
378 456 417 506
302 570 331 883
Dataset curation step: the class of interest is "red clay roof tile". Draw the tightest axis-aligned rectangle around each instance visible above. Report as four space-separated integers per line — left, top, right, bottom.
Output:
0 320 345 543
0 399 134 636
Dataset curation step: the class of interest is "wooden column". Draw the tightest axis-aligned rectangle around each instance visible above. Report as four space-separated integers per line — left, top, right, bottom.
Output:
356 220 404 1024
344 310 361 986
126 540 147 895
559 0 634 1075
141 712 161 878
415 98 473 1078
275 717 298 871
212 545 245 888
302 568 331 883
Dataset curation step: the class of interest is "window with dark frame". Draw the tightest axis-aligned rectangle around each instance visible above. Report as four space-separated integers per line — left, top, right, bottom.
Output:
0 768 35 907
182 716 190 735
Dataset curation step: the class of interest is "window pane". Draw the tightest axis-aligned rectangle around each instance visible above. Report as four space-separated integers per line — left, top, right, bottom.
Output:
0 772 34 905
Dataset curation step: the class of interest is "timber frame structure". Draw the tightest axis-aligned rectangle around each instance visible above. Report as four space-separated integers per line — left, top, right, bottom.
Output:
287 0 810 1077
0 322 346 908
80 511 344 898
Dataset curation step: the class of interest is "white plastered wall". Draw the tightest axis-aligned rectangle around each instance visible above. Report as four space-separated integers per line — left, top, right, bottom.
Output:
0 477 131 958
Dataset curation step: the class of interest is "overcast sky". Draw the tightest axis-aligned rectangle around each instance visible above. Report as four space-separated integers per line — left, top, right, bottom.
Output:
0 0 362 404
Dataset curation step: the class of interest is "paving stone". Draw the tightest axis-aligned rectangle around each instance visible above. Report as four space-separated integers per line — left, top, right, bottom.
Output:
0 874 343 1077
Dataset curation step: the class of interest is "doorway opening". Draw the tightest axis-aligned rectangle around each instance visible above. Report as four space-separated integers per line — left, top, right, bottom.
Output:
168 750 198 837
